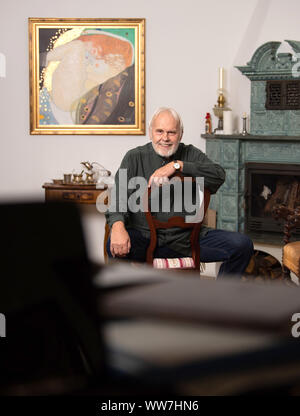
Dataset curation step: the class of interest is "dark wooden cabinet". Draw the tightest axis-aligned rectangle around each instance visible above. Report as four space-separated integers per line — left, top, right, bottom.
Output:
42 183 107 205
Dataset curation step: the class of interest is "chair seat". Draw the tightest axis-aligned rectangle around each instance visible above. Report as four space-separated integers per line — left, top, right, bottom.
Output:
153 257 195 269
283 241 300 277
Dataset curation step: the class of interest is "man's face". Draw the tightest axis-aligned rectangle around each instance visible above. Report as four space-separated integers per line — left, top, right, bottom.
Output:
150 111 181 158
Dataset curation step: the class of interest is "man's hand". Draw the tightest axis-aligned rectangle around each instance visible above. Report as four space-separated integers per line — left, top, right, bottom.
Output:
110 221 131 258
148 161 183 187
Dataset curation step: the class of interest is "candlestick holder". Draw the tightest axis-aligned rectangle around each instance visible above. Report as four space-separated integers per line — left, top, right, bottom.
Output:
241 114 249 136
213 89 230 133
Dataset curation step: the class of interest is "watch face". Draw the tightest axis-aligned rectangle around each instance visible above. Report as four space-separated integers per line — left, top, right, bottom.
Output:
174 162 180 170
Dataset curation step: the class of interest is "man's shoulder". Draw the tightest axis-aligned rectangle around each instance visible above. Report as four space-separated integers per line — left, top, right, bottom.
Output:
179 143 204 155
124 142 152 159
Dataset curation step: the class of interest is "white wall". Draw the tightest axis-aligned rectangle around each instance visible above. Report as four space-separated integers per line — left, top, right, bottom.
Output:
1 0 300 263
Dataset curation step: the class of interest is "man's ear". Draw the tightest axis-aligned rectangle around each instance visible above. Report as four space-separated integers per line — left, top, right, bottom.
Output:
180 126 184 140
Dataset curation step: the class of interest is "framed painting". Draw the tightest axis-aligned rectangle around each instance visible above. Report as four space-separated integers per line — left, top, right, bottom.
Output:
29 18 145 135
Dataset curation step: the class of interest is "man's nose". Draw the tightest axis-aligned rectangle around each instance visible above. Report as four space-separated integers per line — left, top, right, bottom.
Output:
161 131 170 140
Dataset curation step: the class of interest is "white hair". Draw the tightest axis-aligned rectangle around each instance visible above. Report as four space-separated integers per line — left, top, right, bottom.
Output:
149 107 184 139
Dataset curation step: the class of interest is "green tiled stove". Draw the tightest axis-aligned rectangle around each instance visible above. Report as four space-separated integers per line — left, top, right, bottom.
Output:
202 41 300 241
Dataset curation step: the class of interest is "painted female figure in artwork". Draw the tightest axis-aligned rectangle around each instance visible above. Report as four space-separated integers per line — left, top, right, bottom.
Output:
39 28 135 126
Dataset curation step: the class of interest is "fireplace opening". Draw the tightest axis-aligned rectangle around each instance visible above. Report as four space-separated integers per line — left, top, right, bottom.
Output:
245 162 300 240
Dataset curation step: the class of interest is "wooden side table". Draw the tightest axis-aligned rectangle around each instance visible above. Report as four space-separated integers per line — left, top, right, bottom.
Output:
42 183 107 205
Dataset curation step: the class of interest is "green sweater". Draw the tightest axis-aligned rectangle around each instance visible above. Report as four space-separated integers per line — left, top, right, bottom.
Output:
105 142 225 256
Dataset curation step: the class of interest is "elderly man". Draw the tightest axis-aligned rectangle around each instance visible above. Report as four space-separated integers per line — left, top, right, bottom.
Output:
105 107 253 278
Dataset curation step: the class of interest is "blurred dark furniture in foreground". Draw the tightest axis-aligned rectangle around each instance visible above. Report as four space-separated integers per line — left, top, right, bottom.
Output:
2 201 300 396
0 202 105 390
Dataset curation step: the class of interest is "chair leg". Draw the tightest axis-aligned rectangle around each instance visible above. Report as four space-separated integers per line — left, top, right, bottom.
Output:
282 265 291 280
103 223 110 264
277 265 299 287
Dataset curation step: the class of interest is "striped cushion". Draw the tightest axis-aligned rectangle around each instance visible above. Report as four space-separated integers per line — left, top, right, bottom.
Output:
153 257 195 269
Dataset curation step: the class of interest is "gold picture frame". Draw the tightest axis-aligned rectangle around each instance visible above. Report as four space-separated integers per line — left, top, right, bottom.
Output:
29 18 145 135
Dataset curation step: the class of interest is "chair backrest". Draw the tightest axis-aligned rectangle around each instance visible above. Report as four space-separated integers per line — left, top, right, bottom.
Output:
144 174 211 268
104 222 110 263
0 201 105 388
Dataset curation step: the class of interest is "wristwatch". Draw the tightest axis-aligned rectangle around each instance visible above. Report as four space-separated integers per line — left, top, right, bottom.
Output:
173 160 181 171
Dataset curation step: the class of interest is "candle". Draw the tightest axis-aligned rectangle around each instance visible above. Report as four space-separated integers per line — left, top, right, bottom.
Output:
219 67 224 90
242 112 247 118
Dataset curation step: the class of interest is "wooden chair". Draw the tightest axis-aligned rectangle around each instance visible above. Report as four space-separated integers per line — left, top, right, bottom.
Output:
144 174 210 271
104 222 110 263
272 204 300 281
103 175 211 272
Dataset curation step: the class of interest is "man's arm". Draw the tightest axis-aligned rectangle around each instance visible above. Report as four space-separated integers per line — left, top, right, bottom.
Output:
147 146 225 194
105 151 132 228
110 221 131 258
105 152 132 257
180 146 225 194
148 161 183 187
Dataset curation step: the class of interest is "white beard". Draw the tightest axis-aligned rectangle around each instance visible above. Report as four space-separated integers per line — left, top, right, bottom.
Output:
152 141 180 158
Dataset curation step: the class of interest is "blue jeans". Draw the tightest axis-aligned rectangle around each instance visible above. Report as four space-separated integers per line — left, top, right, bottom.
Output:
106 228 254 279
